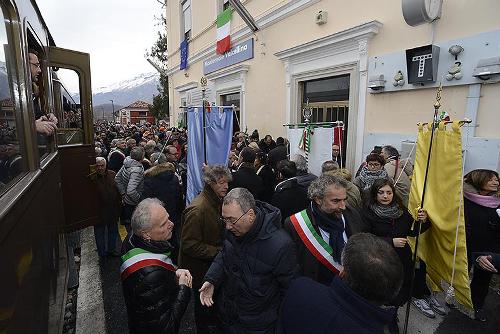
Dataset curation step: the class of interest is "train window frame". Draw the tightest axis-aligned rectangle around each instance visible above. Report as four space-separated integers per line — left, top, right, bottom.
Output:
0 1 30 197
25 26 57 164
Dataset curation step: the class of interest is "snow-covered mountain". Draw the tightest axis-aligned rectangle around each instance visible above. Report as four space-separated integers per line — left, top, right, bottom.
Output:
0 61 10 100
91 72 160 107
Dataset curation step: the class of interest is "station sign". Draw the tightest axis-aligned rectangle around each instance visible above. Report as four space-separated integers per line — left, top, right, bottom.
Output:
203 39 254 75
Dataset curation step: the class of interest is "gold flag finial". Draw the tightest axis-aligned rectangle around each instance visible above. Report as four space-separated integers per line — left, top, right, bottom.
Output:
434 83 443 110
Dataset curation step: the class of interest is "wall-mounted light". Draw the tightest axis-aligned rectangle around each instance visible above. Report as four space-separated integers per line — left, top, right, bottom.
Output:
369 74 386 92
473 56 500 80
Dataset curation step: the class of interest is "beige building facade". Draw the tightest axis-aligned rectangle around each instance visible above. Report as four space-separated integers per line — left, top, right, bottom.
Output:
166 0 500 171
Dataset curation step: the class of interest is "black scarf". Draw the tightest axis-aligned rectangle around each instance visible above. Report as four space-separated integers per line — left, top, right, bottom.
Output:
128 233 173 254
311 202 345 263
369 202 404 220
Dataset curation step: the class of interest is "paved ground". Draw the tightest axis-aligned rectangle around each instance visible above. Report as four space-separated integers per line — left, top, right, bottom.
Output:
77 227 500 334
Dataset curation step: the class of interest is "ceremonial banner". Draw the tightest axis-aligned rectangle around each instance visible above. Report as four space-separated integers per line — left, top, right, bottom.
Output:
180 39 189 70
288 127 333 176
186 107 233 204
408 122 472 310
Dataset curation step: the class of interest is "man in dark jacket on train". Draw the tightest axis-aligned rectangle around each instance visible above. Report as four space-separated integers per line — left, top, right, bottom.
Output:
199 188 296 334
121 198 192 334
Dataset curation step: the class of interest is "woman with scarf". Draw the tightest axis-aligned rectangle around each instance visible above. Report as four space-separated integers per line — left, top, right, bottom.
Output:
354 153 388 197
361 179 434 333
463 169 500 322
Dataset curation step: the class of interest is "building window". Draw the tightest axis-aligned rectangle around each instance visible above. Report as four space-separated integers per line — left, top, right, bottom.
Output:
181 0 192 41
220 92 240 134
139 111 147 117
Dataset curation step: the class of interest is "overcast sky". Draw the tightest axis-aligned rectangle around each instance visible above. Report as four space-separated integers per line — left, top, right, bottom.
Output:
37 0 165 93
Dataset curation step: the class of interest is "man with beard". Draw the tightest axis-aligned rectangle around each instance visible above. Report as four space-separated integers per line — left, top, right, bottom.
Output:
283 175 366 285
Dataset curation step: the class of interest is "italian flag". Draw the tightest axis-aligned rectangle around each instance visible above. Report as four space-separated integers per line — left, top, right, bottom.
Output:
216 8 232 54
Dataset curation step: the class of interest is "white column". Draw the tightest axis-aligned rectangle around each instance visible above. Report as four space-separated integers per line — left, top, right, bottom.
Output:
354 39 369 169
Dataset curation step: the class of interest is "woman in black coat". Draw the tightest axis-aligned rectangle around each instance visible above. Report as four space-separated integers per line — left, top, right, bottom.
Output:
463 169 500 322
361 179 431 308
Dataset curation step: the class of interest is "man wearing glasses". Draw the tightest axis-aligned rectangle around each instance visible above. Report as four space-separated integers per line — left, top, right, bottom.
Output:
28 51 58 136
200 187 296 334
179 165 232 334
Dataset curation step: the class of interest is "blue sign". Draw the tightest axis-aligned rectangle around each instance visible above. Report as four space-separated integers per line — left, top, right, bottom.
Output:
203 39 254 75
180 39 189 70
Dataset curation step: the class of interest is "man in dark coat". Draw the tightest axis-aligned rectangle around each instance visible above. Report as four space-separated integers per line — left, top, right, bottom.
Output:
107 139 126 173
272 160 309 224
255 150 276 203
281 233 402 334
268 137 288 171
121 198 192 334
283 175 367 285
258 134 277 155
179 165 232 334
142 161 184 262
94 157 122 257
229 147 264 200
291 154 317 189
200 188 296 334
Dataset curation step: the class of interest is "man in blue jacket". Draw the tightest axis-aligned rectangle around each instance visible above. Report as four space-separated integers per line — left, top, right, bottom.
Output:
199 188 296 334
281 233 403 334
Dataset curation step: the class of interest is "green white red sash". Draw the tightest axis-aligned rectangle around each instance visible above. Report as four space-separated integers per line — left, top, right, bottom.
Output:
290 210 343 274
120 248 176 281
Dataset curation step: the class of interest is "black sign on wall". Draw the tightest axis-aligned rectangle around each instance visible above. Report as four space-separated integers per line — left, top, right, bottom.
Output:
406 45 440 84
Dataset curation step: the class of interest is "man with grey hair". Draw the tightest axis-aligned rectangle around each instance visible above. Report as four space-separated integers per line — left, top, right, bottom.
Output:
94 157 121 257
291 154 317 189
116 146 145 232
200 188 296 333
283 175 366 285
121 198 192 334
179 165 232 334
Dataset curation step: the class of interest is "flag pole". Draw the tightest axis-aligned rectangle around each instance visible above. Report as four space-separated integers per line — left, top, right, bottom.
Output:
200 77 208 164
403 83 443 334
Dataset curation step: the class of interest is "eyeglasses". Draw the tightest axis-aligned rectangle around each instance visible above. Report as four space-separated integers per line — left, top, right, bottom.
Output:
220 209 250 225
30 62 41 68
367 162 382 168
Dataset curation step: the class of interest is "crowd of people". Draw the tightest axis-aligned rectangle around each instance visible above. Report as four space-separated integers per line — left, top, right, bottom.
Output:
91 122 499 334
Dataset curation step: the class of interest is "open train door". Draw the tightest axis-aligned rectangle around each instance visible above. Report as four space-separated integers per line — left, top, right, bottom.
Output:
48 47 99 231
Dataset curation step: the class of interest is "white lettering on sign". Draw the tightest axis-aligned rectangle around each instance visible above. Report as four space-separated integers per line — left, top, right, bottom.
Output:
412 53 432 78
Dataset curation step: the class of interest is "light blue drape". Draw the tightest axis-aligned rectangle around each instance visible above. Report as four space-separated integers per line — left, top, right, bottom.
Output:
186 107 233 204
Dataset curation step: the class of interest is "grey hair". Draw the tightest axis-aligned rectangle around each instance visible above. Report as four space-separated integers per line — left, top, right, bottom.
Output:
203 164 232 184
292 154 308 172
130 146 145 161
321 160 339 173
308 174 347 200
131 198 164 235
151 152 167 165
96 156 106 165
223 188 256 212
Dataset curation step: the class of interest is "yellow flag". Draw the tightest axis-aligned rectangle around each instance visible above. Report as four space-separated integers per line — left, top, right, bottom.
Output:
408 121 472 310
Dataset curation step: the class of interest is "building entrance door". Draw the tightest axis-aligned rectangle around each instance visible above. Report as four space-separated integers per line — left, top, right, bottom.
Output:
220 92 240 134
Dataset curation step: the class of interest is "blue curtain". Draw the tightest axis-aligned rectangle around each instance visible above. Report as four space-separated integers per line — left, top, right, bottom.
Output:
186 107 233 204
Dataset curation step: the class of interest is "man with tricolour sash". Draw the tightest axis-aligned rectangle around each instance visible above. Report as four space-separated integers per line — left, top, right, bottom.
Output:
284 174 367 285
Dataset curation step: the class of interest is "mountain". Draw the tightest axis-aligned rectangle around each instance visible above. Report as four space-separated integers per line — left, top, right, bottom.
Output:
0 61 10 100
91 72 160 107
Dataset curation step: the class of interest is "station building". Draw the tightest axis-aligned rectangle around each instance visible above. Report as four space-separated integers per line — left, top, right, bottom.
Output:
165 0 500 171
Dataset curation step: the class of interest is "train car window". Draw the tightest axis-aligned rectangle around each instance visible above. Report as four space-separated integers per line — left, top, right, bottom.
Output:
27 33 55 159
52 68 83 145
0 6 27 195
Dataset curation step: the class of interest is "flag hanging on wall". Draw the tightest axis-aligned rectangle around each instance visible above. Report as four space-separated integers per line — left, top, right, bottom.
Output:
180 39 189 70
216 8 232 54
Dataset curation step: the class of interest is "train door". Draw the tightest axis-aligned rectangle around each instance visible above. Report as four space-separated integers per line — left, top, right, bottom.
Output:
48 47 99 231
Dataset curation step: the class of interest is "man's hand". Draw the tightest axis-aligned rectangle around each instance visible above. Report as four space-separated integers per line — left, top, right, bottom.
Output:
35 119 57 136
199 281 215 307
176 269 192 287
393 238 407 248
416 209 428 222
477 255 498 273
42 113 58 125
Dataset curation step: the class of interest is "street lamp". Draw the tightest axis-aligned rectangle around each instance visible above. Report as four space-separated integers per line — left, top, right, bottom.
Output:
110 99 115 122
